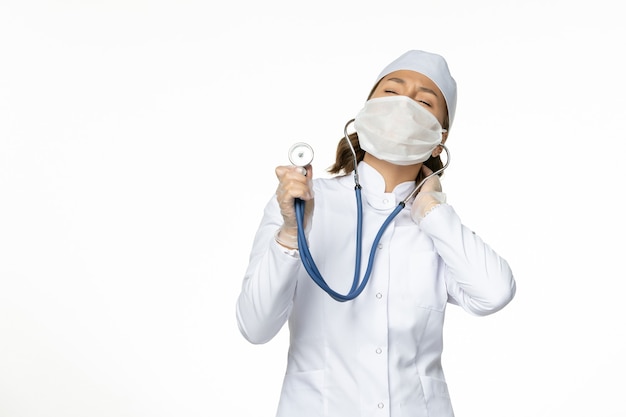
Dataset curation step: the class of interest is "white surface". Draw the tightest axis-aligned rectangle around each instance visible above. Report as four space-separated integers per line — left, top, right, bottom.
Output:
1 1 624 416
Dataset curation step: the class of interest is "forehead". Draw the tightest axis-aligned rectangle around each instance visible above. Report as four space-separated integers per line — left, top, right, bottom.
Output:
379 70 442 94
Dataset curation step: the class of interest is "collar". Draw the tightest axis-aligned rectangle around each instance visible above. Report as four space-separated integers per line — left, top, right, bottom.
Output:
338 161 416 211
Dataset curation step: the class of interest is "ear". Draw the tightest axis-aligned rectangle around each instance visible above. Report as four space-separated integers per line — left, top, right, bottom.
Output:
431 131 449 157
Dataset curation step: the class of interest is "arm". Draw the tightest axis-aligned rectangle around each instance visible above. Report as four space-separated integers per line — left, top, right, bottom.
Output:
236 197 301 344
420 204 516 316
411 165 515 316
236 164 314 344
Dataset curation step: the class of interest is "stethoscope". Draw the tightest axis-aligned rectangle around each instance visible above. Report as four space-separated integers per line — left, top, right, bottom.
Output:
288 119 450 302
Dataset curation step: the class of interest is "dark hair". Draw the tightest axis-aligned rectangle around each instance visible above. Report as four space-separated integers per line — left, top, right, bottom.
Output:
327 80 449 182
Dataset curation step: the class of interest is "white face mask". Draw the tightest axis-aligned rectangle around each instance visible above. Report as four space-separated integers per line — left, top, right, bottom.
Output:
354 95 447 165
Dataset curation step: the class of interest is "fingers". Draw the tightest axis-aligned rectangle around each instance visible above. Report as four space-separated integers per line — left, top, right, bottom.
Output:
274 164 315 249
420 164 442 193
275 164 313 179
275 164 314 231
275 165 314 201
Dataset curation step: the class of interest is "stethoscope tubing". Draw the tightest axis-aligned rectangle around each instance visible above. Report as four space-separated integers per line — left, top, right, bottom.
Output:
295 190 404 301
293 119 450 301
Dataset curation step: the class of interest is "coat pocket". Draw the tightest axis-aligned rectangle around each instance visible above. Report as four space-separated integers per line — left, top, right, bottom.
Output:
419 375 454 417
277 370 325 416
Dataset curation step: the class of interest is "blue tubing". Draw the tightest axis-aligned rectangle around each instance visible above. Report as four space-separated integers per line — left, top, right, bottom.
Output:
294 188 404 302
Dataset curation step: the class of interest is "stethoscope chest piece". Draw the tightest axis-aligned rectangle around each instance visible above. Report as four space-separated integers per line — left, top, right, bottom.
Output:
288 142 314 167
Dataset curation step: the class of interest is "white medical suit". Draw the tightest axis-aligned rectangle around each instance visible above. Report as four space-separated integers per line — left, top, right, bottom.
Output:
236 161 516 417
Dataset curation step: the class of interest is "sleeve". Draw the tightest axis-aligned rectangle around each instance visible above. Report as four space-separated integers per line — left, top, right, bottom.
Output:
235 195 302 344
419 204 516 316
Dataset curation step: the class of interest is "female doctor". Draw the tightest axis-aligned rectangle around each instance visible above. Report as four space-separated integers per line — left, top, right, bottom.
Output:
236 50 516 417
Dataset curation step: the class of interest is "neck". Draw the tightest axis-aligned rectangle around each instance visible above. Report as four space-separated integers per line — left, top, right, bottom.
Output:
363 154 422 192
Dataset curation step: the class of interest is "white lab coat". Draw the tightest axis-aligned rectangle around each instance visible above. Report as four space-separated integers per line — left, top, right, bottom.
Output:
236 162 516 417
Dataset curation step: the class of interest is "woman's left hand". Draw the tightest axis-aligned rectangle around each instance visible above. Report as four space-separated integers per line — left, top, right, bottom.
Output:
419 164 442 193
411 165 446 224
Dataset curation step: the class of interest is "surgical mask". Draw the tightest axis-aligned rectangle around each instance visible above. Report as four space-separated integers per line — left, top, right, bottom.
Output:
354 95 447 165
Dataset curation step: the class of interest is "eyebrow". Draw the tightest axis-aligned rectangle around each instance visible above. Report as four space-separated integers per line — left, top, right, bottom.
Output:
386 77 439 97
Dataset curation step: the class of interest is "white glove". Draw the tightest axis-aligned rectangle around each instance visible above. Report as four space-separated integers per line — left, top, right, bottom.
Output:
274 164 314 249
411 165 446 224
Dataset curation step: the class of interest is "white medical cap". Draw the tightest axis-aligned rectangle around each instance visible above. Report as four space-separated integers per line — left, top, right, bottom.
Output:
374 50 457 127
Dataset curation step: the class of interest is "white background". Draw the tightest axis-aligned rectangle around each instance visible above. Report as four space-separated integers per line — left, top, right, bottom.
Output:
1 1 625 416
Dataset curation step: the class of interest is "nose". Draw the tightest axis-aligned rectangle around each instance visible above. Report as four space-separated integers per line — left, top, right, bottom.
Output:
395 87 420 103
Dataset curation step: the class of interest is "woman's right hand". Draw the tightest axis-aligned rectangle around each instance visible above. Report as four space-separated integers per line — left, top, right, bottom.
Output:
274 164 314 249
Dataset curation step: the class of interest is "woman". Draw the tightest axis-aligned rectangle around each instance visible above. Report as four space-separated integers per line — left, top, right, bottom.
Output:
236 50 516 417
